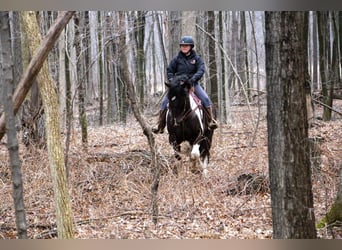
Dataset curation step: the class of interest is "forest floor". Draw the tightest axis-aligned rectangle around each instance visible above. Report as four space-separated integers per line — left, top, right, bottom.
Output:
0 101 342 239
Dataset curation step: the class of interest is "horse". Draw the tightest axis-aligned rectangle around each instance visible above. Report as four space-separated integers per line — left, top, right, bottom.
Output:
165 75 215 177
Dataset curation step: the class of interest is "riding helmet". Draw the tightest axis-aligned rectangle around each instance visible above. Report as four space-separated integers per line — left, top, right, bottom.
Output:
179 36 194 48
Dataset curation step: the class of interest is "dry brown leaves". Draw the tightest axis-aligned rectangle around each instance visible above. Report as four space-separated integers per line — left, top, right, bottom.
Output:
0 102 341 239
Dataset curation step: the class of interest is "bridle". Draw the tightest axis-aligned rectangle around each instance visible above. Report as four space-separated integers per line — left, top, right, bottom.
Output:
172 88 201 126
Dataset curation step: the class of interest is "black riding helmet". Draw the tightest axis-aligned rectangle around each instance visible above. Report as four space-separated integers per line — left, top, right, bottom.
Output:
179 36 194 49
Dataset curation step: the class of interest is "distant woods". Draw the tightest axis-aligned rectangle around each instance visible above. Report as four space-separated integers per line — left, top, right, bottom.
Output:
0 11 341 137
1 11 342 239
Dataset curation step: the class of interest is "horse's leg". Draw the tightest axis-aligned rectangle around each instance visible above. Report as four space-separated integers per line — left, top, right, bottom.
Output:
190 144 200 160
201 154 209 178
189 144 200 174
170 141 183 176
173 143 182 160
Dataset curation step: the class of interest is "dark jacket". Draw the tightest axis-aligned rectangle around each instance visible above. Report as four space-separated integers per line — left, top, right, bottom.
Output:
167 50 205 84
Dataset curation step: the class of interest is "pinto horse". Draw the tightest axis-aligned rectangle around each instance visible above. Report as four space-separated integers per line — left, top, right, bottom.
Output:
165 75 215 177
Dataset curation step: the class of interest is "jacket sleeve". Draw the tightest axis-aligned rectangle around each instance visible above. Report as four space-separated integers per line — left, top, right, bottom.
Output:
167 58 177 81
190 56 205 83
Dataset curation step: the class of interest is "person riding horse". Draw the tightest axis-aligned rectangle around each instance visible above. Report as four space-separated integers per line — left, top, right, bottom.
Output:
152 35 218 134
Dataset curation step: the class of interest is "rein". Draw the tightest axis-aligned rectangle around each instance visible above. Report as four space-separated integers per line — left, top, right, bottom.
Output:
173 89 202 125
176 104 200 124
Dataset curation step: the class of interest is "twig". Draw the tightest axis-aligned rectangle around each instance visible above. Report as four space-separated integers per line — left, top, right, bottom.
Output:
313 99 342 116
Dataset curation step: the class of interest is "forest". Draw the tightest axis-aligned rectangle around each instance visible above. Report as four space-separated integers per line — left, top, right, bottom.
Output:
0 11 342 239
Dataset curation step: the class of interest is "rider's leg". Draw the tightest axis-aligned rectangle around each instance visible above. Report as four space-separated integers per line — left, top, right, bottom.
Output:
193 83 218 130
152 94 168 134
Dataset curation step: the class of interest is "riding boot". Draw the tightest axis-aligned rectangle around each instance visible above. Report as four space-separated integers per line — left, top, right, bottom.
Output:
207 106 218 130
152 109 167 134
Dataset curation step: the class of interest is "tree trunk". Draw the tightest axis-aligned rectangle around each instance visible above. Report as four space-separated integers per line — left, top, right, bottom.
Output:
0 11 28 239
74 12 88 150
134 11 146 107
168 11 182 58
21 11 74 239
58 28 66 131
265 11 317 239
339 12 342 89
302 12 314 127
0 11 76 142
119 12 160 225
207 11 218 105
215 12 223 124
117 12 129 123
317 11 333 121
222 12 232 124
89 11 99 103
105 12 117 123
98 12 105 126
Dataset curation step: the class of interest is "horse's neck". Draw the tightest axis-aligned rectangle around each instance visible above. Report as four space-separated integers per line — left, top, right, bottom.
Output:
169 93 191 117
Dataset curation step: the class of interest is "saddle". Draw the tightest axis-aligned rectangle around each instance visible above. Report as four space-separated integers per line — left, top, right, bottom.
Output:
190 91 202 107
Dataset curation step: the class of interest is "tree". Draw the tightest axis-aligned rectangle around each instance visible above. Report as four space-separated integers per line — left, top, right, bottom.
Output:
0 11 28 239
265 11 317 239
88 11 100 104
133 11 146 107
317 11 338 121
119 12 161 224
21 11 75 239
0 11 76 142
74 12 88 150
207 11 218 106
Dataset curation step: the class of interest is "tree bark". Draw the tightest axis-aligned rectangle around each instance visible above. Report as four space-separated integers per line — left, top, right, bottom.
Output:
89 11 99 103
207 11 218 105
0 11 28 239
317 11 334 121
74 12 88 150
0 11 76 142
265 11 317 239
21 11 74 239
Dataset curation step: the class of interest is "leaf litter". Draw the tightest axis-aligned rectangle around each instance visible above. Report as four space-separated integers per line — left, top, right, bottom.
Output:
0 101 341 239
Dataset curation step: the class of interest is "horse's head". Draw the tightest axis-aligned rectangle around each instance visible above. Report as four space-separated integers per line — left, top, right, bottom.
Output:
165 75 192 116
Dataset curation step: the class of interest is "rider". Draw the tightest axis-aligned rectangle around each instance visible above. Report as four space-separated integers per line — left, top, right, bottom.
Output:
152 35 218 134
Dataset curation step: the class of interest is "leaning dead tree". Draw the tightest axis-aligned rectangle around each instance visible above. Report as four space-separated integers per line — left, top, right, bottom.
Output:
0 11 76 142
118 12 161 224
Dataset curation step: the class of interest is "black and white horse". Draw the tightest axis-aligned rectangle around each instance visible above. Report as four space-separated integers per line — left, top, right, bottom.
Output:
165 75 215 177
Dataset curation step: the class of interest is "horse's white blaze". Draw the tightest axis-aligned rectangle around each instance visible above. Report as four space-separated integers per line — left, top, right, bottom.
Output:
191 144 200 160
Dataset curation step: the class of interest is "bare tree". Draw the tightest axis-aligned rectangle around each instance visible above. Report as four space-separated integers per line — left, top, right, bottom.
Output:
21 11 75 238
74 12 88 150
0 11 76 142
317 11 337 121
0 11 28 239
265 11 317 239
